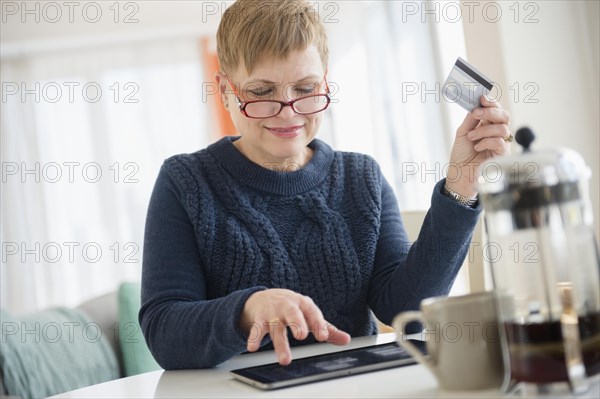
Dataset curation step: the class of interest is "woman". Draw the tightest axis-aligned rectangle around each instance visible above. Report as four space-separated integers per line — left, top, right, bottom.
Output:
139 0 511 369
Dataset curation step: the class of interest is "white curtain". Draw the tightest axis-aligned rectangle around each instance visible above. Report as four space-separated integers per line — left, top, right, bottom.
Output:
1 38 208 313
1 1 469 313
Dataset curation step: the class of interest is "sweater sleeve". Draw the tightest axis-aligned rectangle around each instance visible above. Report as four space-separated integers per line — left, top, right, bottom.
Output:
139 164 266 369
367 176 482 326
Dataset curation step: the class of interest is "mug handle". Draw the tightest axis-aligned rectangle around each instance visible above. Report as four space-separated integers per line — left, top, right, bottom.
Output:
392 311 434 373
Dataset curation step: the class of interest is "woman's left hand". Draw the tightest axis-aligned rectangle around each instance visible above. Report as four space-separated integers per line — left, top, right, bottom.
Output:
446 96 511 198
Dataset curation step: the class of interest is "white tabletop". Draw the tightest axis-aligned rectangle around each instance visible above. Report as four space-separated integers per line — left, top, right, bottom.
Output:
52 333 599 399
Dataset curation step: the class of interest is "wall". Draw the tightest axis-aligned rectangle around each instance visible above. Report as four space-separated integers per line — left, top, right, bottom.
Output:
463 0 600 242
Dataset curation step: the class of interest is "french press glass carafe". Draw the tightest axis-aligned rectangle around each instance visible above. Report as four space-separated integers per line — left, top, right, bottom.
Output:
478 128 600 394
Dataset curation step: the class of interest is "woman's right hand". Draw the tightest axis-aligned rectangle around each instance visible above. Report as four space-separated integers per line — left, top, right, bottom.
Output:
240 288 351 365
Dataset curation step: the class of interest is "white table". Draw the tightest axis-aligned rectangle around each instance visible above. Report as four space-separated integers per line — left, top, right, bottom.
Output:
52 333 599 398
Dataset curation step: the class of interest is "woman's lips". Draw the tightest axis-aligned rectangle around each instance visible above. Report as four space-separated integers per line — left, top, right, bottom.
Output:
266 125 303 138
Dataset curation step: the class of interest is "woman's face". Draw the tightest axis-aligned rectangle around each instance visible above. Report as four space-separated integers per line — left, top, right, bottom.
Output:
219 45 326 169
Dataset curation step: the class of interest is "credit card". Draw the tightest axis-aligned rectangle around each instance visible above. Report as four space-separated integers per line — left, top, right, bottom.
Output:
443 57 493 112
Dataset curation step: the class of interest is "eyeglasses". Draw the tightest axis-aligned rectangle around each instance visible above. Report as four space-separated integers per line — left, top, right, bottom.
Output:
224 74 331 119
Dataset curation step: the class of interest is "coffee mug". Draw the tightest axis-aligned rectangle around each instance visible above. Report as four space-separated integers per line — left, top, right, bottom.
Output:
393 291 508 391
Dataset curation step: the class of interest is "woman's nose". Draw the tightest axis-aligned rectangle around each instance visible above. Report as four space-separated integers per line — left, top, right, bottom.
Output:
277 102 297 119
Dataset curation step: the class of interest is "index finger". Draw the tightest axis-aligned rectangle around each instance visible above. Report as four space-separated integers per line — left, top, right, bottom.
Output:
270 319 293 366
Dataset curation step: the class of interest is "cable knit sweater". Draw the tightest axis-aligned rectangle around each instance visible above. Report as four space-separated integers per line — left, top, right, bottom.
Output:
139 136 481 369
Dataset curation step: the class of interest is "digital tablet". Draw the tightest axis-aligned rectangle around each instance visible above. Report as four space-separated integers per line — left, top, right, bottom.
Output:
230 340 427 390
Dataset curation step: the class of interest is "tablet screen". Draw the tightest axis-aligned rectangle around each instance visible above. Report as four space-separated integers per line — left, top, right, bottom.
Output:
230 340 426 390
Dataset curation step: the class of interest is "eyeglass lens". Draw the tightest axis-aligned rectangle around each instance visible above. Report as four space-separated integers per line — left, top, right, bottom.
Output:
244 95 329 118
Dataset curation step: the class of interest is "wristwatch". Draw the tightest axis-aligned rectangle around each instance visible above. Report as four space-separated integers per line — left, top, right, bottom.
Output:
443 184 478 208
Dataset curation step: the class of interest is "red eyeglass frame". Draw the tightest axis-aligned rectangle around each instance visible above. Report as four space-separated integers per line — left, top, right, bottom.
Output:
223 73 331 119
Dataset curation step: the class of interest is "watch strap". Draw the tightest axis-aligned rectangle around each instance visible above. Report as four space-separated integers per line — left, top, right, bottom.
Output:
443 184 478 208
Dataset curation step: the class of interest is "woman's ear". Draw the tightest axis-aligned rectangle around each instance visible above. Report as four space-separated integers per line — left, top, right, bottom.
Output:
214 72 229 108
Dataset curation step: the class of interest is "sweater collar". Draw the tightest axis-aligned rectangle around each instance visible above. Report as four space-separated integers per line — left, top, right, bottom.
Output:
207 136 335 196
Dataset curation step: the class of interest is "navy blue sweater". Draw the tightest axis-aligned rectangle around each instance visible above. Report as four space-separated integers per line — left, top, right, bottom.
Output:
139 136 481 369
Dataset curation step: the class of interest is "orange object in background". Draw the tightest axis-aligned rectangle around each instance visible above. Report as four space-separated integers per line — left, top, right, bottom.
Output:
199 37 236 139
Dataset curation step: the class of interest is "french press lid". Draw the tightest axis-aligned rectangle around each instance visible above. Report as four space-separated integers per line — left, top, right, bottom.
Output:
477 127 591 211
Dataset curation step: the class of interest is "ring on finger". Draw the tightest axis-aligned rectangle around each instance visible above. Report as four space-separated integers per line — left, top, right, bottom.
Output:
503 133 514 143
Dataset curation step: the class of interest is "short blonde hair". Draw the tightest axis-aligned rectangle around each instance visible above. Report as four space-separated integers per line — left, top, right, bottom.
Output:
216 0 329 75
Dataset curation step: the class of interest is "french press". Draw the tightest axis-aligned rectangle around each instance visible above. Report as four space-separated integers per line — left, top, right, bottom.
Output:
478 127 600 394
